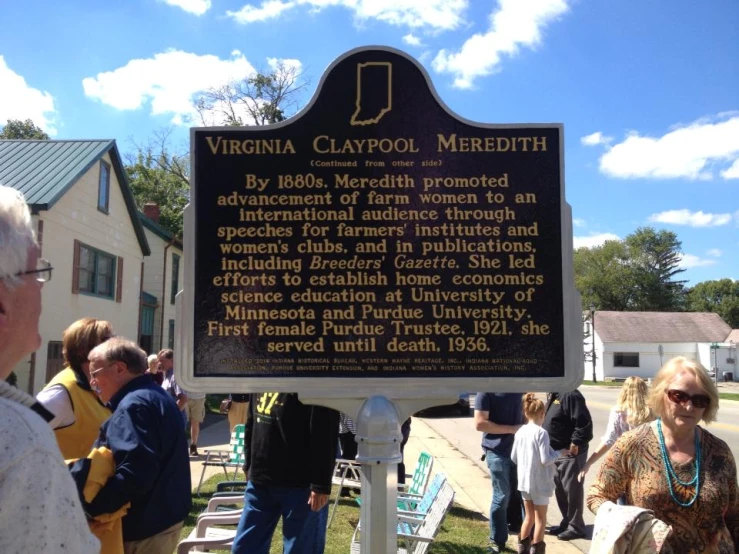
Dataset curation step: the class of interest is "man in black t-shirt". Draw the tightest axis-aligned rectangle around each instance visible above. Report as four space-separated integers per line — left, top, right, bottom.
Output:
474 392 524 554
231 393 339 554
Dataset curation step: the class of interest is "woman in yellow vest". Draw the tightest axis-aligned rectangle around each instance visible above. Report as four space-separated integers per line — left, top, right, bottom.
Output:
36 318 114 459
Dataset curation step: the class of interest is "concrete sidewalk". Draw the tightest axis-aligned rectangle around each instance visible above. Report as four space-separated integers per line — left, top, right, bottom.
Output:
189 415 582 553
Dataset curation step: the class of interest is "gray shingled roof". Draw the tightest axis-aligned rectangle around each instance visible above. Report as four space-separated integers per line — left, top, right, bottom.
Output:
0 139 150 256
594 311 732 343
726 329 739 343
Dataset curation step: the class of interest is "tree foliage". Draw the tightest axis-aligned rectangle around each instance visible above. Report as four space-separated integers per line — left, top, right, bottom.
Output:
686 279 739 327
574 227 687 311
124 129 189 237
0 119 50 140
125 65 309 236
193 61 309 126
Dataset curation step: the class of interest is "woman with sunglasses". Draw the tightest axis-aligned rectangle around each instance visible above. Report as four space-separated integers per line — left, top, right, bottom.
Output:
587 357 739 552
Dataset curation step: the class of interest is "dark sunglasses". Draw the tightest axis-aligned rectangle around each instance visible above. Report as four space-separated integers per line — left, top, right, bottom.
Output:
666 389 710 409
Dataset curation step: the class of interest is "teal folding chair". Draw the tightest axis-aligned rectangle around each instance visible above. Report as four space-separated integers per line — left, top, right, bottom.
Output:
196 424 246 495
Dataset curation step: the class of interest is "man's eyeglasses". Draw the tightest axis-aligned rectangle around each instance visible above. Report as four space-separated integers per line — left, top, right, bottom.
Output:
13 258 53 283
666 389 711 409
90 362 117 379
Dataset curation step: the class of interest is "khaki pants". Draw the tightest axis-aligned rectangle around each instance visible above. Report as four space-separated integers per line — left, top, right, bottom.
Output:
123 521 183 554
228 401 249 432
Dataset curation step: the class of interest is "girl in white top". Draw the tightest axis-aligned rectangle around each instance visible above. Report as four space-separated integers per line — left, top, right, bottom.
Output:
511 393 565 554
577 376 652 483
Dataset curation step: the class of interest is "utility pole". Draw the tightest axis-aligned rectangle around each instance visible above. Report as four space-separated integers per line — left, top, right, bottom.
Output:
590 305 597 383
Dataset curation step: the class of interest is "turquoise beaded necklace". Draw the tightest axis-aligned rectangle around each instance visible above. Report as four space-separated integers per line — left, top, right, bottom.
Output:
656 418 701 507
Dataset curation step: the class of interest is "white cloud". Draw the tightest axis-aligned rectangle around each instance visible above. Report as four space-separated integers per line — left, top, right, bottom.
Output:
432 0 569 89
82 50 258 125
707 249 722 257
679 254 717 269
161 0 212 15
598 113 739 180
227 0 468 30
647 209 733 228
721 158 739 179
226 0 294 23
0 56 57 136
403 33 423 46
572 218 585 227
573 233 620 249
581 131 613 147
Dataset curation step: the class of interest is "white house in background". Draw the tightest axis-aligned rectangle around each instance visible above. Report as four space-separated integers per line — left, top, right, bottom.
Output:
585 311 737 382
138 203 183 356
0 139 150 393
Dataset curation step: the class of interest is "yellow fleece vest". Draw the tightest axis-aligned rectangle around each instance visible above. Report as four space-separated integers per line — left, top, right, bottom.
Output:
45 367 111 459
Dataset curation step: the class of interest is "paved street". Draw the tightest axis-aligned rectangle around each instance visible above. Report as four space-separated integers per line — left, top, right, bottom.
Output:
420 386 739 553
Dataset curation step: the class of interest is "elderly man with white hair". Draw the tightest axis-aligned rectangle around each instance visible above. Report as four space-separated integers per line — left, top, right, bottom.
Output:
0 184 99 553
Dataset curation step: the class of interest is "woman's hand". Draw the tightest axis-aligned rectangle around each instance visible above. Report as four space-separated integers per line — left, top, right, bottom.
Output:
577 462 591 482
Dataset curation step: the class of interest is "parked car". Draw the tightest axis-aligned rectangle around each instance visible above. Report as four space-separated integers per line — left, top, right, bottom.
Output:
414 394 471 417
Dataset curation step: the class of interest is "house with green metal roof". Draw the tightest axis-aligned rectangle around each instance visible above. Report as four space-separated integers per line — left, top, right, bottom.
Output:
0 138 152 393
138 203 183 356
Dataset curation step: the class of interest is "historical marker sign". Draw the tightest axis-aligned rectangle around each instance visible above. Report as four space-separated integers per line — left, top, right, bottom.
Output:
178 46 582 396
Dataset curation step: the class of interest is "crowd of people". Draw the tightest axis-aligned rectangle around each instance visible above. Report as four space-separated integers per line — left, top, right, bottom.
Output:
476 363 739 554
2 182 739 554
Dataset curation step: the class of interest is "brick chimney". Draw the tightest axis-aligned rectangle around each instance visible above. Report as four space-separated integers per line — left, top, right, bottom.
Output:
143 202 160 222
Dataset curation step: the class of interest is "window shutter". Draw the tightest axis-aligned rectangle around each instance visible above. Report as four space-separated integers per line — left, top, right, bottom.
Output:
72 240 81 294
116 257 123 303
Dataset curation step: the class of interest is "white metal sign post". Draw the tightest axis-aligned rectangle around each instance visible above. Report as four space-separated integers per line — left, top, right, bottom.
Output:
177 46 582 553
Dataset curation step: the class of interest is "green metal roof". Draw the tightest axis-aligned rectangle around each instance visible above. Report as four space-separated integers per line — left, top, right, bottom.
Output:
142 291 159 305
0 139 150 256
138 211 183 248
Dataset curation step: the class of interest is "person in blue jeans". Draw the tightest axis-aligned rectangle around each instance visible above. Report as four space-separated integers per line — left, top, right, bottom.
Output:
231 393 339 554
474 392 524 554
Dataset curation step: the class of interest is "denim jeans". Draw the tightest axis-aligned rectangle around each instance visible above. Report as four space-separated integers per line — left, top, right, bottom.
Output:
231 481 328 554
485 451 516 547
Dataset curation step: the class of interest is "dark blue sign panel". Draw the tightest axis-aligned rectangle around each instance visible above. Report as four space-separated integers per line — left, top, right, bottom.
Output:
191 48 565 379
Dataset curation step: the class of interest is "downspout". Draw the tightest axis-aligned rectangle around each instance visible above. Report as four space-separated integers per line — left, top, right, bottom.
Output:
160 240 174 350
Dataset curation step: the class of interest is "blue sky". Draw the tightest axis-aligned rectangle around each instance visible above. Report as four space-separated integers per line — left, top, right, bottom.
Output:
1 0 737 287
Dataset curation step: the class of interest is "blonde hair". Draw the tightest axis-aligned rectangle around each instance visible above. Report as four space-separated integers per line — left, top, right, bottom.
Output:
648 356 719 424
616 376 653 427
62 318 114 372
522 392 545 420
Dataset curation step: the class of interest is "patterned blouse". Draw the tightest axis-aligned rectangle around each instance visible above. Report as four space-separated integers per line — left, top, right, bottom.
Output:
587 422 739 553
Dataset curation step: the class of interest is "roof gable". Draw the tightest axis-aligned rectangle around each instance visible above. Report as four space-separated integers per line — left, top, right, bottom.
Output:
594 311 732 343
138 212 182 249
0 139 150 256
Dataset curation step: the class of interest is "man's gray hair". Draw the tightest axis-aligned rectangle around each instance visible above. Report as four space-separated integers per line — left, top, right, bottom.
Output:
0 185 37 288
90 337 148 375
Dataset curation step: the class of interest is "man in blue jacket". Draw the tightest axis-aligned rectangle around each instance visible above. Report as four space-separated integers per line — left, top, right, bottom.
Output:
86 337 191 553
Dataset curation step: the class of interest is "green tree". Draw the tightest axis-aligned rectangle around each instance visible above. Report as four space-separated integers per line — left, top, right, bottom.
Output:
574 227 687 311
0 119 50 140
125 130 189 237
193 61 309 126
624 227 687 311
686 279 739 327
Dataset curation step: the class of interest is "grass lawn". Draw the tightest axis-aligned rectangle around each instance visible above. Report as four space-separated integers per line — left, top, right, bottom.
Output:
182 474 493 553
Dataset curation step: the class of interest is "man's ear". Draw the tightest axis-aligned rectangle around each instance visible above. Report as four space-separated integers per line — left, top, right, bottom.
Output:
0 283 10 330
